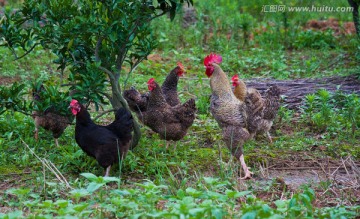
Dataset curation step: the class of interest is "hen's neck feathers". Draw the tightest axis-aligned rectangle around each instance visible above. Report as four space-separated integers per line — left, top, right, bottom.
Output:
233 80 247 102
148 82 167 107
210 64 237 100
76 105 94 125
162 67 179 91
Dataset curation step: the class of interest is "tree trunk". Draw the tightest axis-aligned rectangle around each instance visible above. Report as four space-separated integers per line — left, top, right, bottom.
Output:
109 78 141 149
245 75 360 110
348 0 360 36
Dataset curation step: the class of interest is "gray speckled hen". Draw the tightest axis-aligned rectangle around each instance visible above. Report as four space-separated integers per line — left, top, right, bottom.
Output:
231 75 280 142
258 85 281 142
137 78 196 149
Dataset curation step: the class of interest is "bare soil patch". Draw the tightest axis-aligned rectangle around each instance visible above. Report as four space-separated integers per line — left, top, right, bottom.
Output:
253 152 360 207
0 76 21 85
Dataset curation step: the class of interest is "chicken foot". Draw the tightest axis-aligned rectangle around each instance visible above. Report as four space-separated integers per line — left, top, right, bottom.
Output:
239 154 253 180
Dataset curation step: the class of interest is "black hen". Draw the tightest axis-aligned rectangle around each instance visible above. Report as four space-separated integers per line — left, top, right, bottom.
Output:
69 99 133 176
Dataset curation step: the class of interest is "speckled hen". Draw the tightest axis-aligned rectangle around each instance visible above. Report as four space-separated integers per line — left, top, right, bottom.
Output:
232 75 280 142
129 78 196 149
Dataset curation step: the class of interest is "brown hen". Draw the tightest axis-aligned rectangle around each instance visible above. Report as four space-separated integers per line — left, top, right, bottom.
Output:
32 85 72 147
128 78 196 149
124 62 185 113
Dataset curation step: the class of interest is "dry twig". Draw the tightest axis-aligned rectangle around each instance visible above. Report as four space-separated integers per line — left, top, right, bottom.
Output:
21 139 72 189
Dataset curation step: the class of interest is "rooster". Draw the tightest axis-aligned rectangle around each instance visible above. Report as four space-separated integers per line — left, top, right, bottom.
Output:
69 99 133 176
231 75 280 142
127 78 196 149
204 53 252 179
32 85 72 147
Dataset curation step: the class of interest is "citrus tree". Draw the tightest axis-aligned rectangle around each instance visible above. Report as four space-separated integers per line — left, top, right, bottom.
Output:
0 0 193 147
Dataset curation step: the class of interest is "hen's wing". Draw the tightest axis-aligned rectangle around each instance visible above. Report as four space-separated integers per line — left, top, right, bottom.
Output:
245 88 264 137
76 125 122 168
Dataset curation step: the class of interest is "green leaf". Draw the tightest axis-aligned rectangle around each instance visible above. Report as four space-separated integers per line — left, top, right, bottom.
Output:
211 208 225 219
86 182 105 193
241 211 257 219
203 177 219 185
7 211 23 219
189 207 206 215
73 203 89 212
185 187 202 197
70 188 90 197
80 172 98 182
54 200 69 208
67 39 74 49
226 190 251 198
152 0 159 8
103 176 120 183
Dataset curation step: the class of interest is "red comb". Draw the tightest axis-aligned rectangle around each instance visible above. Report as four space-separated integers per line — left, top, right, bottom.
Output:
147 78 155 84
231 74 239 82
177 62 184 70
70 99 78 106
204 53 223 66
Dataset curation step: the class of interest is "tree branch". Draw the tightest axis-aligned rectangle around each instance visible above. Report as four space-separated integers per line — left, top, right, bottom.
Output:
95 36 103 62
148 11 167 22
14 43 40 60
114 10 167 72
99 91 112 101
93 109 116 121
115 18 143 71
9 46 18 59
123 57 145 88
69 51 116 81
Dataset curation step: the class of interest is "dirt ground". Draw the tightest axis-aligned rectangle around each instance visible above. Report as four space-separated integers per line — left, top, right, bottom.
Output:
0 76 21 85
251 152 360 207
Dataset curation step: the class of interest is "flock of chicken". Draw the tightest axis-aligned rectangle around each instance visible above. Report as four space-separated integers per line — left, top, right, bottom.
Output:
33 53 280 179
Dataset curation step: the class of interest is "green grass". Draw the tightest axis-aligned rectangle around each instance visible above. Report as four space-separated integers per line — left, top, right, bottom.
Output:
1 0 360 218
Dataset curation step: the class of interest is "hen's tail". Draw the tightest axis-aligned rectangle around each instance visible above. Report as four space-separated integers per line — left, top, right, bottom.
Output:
263 85 281 120
108 108 133 140
183 98 196 109
124 87 148 112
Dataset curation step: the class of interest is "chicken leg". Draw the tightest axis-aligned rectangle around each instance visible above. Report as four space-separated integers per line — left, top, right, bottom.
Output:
104 165 111 177
165 140 177 150
239 154 253 180
266 132 273 143
34 127 39 141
